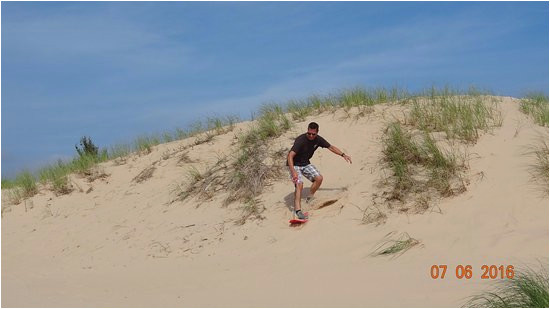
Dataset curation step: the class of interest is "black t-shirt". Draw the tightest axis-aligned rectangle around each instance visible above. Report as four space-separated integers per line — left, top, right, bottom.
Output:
289 134 331 166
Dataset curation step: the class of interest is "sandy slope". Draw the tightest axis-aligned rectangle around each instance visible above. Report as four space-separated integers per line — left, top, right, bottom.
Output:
2 97 548 307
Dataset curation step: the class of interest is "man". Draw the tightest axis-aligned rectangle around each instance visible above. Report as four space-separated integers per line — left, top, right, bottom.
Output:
287 122 352 219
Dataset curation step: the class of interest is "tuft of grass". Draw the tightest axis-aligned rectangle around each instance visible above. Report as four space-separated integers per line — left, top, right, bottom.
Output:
176 156 230 203
527 138 549 194
224 105 290 210
39 161 73 195
109 144 132 161
339 87 372 109
134 134 161 154
421 132 461 195
69 153 100 176
382 122 423 196
464 264 549 308
15 171 38 198
1 178 16 189
382 122 465 203
337 86 406 110
5 171 38 204
408 87 502 142
520 93 549 127
175 105 288 224
307 94 336 113
224 143 282 207
371 232 421 258
286 99 311 121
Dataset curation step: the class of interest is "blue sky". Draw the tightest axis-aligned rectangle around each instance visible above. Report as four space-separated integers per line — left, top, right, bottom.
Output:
2 1 548 178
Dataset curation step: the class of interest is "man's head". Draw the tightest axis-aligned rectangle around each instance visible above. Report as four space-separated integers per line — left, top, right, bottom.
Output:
306 122 319 140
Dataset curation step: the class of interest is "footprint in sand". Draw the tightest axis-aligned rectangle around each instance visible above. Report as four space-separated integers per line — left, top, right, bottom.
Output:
309 196 340 210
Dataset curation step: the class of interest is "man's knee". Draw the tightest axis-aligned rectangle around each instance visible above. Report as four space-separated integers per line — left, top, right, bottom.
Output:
295 182 304 190
314 175 323 183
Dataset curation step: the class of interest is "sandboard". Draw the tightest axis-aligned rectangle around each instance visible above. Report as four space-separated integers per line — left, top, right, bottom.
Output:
289 212 309 225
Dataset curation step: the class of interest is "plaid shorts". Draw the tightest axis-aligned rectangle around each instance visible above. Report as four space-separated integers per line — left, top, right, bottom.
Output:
290 164 321 184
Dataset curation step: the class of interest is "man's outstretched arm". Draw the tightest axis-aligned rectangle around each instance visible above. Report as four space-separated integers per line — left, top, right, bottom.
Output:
328 145 352 164
287 151 299 183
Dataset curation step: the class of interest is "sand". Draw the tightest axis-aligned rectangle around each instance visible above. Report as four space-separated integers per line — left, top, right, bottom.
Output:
2 97 548 307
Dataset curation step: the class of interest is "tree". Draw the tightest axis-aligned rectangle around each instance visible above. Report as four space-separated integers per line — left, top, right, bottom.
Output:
75 136 99 158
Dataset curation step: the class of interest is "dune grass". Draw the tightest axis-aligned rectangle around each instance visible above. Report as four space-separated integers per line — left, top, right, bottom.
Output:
533 140 549 184
382 122 420 194
175 155 230 203
378 87 499 209
284 86 408 121
371 232 421 258
174 103 291 223
3 171 38 204
520 93 549 127
382 122 463 201
527 138 549 193
39 161 73 195
0 85 533 213
407 87 502 142
211 105 290 209
1 86 409 199
339 86 406 109
464 264 549 308
2 115 240 200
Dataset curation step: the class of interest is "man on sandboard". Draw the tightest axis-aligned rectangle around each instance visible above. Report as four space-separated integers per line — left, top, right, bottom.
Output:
287 122 352 221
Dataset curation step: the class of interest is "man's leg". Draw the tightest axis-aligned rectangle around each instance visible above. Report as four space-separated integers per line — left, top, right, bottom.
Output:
294 182 304 211
309 175 323 197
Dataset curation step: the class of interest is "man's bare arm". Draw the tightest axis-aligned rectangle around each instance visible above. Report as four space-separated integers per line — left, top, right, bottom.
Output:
287 151 299 182
328 145 352 164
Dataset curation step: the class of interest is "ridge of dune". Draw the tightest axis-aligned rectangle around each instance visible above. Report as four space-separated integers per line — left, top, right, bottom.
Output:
2 96 548 307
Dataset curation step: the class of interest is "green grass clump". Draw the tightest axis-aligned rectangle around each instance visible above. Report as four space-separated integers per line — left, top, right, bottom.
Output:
4 171 38 204
337 86 407 110
68 153 101 175
408 88 502 142
371 232 421 258
175 104 288 224
225 105 289 207
382 122 422 193
520 93 549 127
306 94 336 113
1 179 16 189
134 134 162 154
464 264 549 308
421 132 461 194
534 140 549 184
286 99 311 121
39 161 73 195
527 139 549 193
15 171 38 198
3 115 241 203
239 104 291 146
108 144 132 160
280 87 408 122
382 122 463 201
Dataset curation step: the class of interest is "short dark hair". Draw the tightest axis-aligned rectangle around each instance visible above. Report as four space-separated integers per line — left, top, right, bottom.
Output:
308 122 319 131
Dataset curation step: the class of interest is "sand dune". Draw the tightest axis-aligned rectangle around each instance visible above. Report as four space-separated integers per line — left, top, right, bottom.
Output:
2 97 548 307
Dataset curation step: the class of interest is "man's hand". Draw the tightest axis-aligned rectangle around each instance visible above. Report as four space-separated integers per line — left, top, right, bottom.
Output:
343 154 352 164
291 172 299 184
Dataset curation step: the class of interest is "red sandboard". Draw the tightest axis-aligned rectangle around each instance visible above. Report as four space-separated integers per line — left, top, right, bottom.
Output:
289 212 309 225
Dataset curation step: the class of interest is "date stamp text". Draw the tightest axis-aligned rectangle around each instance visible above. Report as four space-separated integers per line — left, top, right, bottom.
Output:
430 265 515 280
